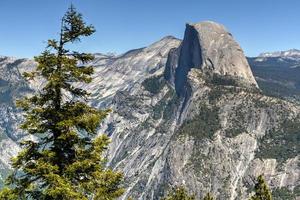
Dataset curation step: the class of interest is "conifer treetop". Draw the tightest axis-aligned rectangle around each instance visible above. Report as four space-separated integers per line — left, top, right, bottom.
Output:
250 175 273 200
0 5 124 200
161 187 195 200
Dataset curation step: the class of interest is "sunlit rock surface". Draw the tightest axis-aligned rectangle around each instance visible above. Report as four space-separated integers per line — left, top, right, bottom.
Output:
0 22 299 199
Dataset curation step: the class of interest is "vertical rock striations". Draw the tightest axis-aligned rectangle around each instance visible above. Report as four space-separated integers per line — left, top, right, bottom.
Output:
168 21 258 97
0 22 299 200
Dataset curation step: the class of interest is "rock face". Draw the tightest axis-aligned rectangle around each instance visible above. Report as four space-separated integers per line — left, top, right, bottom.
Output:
0 36 182 187
0 21 300 200
102 22 299 200
172 21 258 96
0 56 35 186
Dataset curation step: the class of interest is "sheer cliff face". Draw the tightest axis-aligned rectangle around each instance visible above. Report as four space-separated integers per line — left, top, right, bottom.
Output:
104 22 299 200
0 22 299 199
104 22 299 199
171 21 258 96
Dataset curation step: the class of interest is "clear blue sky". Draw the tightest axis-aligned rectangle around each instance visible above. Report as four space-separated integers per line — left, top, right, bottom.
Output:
0 0 299 58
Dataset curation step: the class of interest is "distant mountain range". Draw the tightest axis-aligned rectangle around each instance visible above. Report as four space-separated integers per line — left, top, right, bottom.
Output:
248 49 300 101
0 23 299 199
258 49 300 61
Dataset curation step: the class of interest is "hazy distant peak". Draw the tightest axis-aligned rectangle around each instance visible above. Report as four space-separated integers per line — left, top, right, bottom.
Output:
258 49 300 59
159 35 180 41
147 35 181 49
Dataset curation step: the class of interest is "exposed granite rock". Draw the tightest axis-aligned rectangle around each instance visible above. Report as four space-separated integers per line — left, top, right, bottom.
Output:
0 22 299 200
172 21 258 96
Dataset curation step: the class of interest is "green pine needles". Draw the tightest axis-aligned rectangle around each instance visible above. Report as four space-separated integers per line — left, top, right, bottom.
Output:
161 187 195 200
250 175 272 200
0 5 124 200
203 193 214 200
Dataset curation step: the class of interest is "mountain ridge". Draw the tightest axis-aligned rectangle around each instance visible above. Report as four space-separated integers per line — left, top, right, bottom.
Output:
0 21 299 199
258 49 300 58
172 21 258 98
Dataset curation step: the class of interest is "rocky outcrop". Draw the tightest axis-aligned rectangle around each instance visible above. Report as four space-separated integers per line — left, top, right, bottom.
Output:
0 36 182 186
0 56 36 186
0 22 299 200
169 21 258 97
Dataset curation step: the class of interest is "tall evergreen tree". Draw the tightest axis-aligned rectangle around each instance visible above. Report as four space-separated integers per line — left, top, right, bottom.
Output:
203 192 214 200
0 5 124 200
250 175 272 200
161 187 195 200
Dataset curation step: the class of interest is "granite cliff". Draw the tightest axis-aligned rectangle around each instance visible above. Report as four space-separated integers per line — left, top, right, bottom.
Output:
0 22 299 199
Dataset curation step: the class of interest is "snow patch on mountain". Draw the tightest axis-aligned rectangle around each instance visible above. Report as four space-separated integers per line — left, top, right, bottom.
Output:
258 49 300 61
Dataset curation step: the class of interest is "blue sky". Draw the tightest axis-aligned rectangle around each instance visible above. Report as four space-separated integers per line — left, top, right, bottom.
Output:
0 0 299 58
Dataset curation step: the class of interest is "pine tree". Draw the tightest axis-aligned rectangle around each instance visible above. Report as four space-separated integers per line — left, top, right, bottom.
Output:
161 187 195 200
250 175 272 200
0 5 124 200
203 192 214 200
